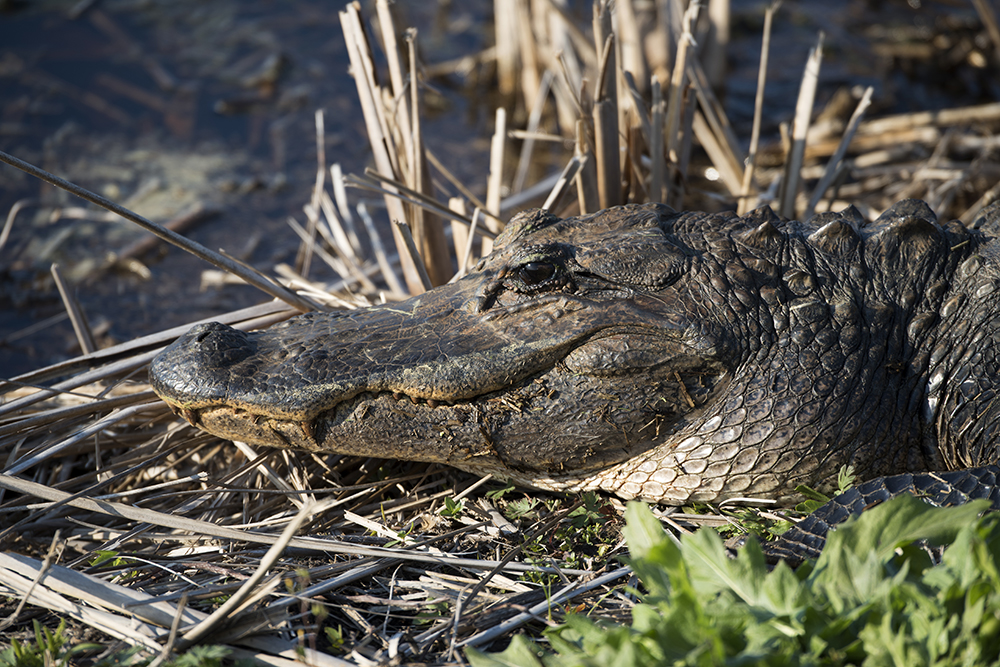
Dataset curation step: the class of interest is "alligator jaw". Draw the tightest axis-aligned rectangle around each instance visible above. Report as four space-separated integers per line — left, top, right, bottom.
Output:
152 301 724 478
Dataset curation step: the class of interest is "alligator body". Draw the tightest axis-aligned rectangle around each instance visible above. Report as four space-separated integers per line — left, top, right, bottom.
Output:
150 201 1000 505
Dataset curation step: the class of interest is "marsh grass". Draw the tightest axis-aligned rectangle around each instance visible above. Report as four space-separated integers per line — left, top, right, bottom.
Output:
2 0 1000 664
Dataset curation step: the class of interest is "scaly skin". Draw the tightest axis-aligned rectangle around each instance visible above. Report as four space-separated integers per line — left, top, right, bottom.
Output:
149 201 1000 504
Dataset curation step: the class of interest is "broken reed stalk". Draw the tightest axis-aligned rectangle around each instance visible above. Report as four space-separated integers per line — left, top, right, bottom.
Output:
779 31 824 219
663 2 699 207
493 0 519 97
575 118 601 214
593 1 621 208
804 86 874 217
739 0 779 215
375 0 450 286
295 109 327 278
339 2 423 294
650 78 666 203
483 107 507 255
407 29 451 287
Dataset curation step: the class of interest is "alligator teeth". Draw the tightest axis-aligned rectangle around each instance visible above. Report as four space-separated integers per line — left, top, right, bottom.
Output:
180 407 200 427
300 420 316 441
387 392 448 407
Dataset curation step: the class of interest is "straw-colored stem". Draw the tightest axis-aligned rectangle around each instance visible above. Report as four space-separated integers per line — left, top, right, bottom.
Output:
340 3 423 293
50 263 95 355
575 119 600 214
779 31 824 219
650 77 666 203
738 0 779 214
805 86 873 217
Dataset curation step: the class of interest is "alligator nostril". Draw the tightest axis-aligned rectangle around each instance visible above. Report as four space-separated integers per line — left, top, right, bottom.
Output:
183 322 256 366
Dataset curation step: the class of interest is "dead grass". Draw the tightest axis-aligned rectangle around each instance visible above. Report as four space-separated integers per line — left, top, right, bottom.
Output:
2 0 1000 664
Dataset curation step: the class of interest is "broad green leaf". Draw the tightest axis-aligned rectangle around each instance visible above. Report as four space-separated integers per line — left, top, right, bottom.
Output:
622 502 678 599
811 494 990 602
681 526 767 604
622 501 667 559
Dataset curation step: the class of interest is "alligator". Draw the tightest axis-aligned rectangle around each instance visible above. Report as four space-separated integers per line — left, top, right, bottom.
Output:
150 200 1000 506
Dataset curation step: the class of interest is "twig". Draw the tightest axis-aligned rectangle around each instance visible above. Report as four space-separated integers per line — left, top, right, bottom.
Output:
457 566 632 649
542 155 585 211
357 202 407 297
1 199 36 251
394 221 433 292
513 70 555 194
174 500 324 649
50 264 96 355
972 0 1000 62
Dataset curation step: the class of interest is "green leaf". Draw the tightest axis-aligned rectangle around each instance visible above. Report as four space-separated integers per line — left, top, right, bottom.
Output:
90 550 120 567
813 495 991 587
622 502 677 599
474 492 1000 667
681 524 767 604
836 465 857 494
467 635 545 667
440 496 464 517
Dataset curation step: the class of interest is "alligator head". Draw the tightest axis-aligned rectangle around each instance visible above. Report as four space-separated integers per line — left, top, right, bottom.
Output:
150 201 992 504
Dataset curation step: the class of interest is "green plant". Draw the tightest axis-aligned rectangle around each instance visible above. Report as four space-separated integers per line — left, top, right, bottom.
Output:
469 494 1000 666
0 619 100 667
163 645 232 667
440 496 465 517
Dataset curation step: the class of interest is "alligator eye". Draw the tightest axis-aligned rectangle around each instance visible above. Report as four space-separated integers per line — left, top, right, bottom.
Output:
517 261 555 285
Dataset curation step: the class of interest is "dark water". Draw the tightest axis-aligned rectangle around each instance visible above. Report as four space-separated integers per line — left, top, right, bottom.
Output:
0 0 492 375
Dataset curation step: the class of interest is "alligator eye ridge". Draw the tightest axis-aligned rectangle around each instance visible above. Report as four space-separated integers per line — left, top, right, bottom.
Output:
517 261 555 286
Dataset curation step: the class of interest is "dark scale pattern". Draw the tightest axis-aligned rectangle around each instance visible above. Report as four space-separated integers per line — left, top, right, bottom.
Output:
761 465 1000 565
151 200 1000 506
